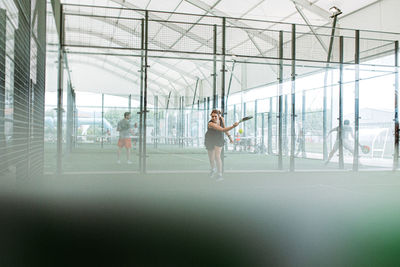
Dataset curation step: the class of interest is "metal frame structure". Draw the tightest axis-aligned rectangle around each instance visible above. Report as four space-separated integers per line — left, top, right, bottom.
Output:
52 4 400 174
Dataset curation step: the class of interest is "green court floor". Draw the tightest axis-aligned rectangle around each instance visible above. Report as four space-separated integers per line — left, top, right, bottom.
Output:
44 143 385 174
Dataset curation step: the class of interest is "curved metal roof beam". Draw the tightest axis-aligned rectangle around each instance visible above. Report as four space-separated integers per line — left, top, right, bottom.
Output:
184 0 278 46
62 9 242 95
291 0 331 21
110 0 214 49
166 0 222 50
68 55 170 95
185 0 327 56
64 10 199 81
63 27 188 88
109 0 237 78
293 2 328 53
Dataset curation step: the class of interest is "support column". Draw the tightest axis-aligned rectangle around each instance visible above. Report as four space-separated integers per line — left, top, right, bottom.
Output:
284 94 288 156
180 96 184 148
186 113 189 146
139 18 144 173
353 30 360 171
254 100 258 150
142 11 149 173
101 93 104 149
207 97 210 118
154 95 158 149
66 82 73 152
233 104 237 123
323 13 340 161
73 91 77 148
197 99 200 147
338 36 344 169
323 75 329 159
278 31 283 169
93 112 96 139
268 98 272 155
233 104 237 151
221 17 226 172
394 41 399 170
179 96 182 147
290 24 296 171
226 60 236 112
301 91 306 157
203 97 207 136
243 102 247 138
261 113 265 153
56 5 64 175
213 24 217 109
0 9 6 173
128 94 131 113
165 91 171 145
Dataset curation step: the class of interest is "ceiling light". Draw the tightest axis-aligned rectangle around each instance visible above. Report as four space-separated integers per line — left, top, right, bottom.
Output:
329 6 342 18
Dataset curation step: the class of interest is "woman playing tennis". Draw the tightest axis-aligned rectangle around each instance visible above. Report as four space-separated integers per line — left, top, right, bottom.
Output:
205 109 238 180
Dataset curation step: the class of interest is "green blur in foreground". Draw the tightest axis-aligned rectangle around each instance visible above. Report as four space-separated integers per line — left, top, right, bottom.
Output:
346 212 400 266
1 171 399 266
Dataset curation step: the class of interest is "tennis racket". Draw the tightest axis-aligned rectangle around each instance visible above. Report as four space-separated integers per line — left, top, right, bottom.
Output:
239 116 253 123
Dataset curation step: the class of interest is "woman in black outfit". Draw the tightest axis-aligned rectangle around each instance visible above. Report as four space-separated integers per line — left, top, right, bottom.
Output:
205 110 238 180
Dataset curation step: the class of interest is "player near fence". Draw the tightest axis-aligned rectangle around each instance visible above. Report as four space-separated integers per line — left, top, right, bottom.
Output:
325 120 354 165
205 110 238 181
295 122 306 157
117 112 135 164
325 119 370 165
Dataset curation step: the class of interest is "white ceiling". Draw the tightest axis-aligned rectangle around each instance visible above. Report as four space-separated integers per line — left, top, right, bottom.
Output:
51 0 389 101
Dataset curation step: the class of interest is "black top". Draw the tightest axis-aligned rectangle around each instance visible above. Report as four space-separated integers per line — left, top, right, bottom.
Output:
204 119 224 150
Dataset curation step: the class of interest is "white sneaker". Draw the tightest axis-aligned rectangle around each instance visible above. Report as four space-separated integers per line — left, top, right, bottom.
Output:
216 173 224 182
117 160 121 164
209 168 216 178
127 160 133 164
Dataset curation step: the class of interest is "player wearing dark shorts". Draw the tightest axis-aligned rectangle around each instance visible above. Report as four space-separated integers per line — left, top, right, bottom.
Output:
205 110 238 181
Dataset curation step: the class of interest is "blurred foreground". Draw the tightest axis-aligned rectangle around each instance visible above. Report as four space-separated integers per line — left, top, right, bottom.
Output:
0 171 399 266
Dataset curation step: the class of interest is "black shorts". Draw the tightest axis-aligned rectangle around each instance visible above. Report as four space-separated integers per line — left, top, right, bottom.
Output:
205 138 224 151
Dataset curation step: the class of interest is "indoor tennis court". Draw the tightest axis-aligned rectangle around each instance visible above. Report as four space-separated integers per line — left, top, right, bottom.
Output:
1 0 400 265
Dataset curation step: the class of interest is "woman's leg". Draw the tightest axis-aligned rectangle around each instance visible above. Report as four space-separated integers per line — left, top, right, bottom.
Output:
214 146 222 174
207 149 215 171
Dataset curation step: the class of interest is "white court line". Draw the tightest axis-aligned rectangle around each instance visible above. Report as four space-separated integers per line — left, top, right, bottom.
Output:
53 171 140 175
148 170 284 174
147 170 208 174
155 152 209 163
45 168 396 176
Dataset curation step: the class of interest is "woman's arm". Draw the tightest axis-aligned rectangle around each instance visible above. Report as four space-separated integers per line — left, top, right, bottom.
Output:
208 121 238 132
219 116 234 143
